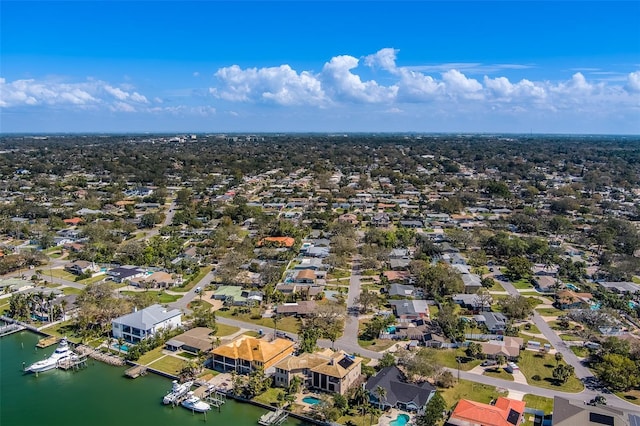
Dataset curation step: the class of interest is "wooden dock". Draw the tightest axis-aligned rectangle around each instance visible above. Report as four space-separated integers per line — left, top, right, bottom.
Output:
124 364 147 378
57 356 88 371
76 345 125 366
37 336 59 348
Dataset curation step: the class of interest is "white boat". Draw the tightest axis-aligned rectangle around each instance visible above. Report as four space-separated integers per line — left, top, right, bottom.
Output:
181 392 211 412
162 380 194 404
25 338 75 373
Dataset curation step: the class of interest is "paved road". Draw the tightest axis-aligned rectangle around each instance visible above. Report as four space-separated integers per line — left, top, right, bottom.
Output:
144 198 177 239
168 269 217 312
335 255 363 350
494 274 640 410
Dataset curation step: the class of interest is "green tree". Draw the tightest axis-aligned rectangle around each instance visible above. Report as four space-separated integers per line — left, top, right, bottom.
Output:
504 256 533 281
378 352 396 369
552 364 575 385
595 353 640 391
415 392 446 426
355 289 378 313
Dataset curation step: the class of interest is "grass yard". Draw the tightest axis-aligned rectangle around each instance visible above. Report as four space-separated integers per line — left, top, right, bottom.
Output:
78 275 107 285
357 338 396 352
243 331 261 338
439 380 507 409
487 280 505 292
337 410 380 426
570 346 589 358
559 334 583 341
483 368 514 381
422 348 482 371
252 388 284 406
511 278 534 290
216 308 300 334
61 286 83 295
48 269 78 281
148 354 186 376
632 276 640 285
522 394 554 413
214 323 240 336
522 323 541 334
174 266 213 292
120 290 182 304
617 389 640 406
429 304 439 317
43 320 83 343
518 351 584 392
535 307 565 317
137 346 165 365
327 269 351 280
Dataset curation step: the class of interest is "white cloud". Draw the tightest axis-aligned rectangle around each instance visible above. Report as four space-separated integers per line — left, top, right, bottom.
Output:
213 64 327 106
625 71 640 93
364 48 399 73
483 76 546 101
0 78 148 109
320 55 397 103
442 69 483 99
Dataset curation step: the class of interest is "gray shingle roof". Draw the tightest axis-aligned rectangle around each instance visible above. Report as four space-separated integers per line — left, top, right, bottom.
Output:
365 366 435 408
113 304 181 330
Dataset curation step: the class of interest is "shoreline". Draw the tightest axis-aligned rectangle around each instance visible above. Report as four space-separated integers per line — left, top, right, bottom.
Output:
7 325 321 426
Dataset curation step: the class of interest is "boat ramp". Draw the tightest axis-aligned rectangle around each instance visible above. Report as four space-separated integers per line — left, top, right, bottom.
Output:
258 409 289 426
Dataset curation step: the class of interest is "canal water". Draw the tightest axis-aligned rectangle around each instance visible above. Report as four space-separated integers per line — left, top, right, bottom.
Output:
0 331 308 426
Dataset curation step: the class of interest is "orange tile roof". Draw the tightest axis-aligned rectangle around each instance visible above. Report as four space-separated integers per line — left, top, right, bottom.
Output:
449 397 525 426
63 217 83 225
212 336 294 364
257 237 296 248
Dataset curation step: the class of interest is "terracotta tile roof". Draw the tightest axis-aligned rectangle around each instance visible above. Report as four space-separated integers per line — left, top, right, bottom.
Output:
257 237 296 248
449 397 526 426
63 217 83 225
295 270 316 281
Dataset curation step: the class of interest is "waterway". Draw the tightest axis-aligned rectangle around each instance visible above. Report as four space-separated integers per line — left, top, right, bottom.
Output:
0 331 308 426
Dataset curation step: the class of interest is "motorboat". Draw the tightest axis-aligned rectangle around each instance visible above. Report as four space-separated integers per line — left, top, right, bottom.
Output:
25 337 75 373
181 392 211 412
162 379 194 404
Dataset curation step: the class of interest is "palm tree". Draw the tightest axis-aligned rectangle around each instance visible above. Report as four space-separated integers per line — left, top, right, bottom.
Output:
272 314 282 339
374 385 387 410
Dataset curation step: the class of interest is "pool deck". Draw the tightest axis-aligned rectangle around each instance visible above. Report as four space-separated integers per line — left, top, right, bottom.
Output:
295 392 323 413
377 408 413 426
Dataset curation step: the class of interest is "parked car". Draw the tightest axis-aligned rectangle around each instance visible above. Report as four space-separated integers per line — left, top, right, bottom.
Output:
481 360 497 367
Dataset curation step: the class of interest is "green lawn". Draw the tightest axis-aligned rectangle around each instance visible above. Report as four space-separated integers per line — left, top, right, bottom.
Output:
120 290 181 304
632 276 640 284
517 351 584 392
487 280 505 292
429 304 439 317
439 380 507 410
137 346 165 365
78 275 107 285
337 410 380 426
214 323 240 337
148 354 186 376
61 286 83 295
535 307 565 317
216 309 300 334
559 334 583 341
616 389 640 406
422 348 482 371
522 323 541 334
43 320 83 343
174 266 213 292
327 269 351 280
511 278 534 290
252 388 285 406
522 394 554 414
570 346 589 358
483 368 514 381
357 338 397 352
48 269 78 281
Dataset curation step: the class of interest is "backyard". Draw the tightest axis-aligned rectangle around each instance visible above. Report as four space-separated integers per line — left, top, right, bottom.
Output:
216 308 300 334
439 379 507 409
517 351 584 392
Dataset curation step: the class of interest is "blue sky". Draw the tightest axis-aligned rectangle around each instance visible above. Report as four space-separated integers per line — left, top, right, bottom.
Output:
1 1 639 134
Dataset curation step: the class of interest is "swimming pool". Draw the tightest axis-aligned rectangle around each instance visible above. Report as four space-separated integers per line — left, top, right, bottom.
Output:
302 396 321 405
565 283 579 291
390 414 410 426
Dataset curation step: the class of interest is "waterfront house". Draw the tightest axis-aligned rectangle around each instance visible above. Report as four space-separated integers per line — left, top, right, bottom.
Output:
273 349 362 395
211 336 295 374
165 327 214 355
111 304 182 344
365 366 435 412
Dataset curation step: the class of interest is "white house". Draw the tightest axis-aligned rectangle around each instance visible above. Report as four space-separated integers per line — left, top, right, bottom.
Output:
111 304 182 344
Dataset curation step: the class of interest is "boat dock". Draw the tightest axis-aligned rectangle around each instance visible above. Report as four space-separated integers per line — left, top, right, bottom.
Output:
57 355 88 371
124 364 147 378
258 409 288 426
194 385 227 410
0 323 25 338
36 336 59 348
